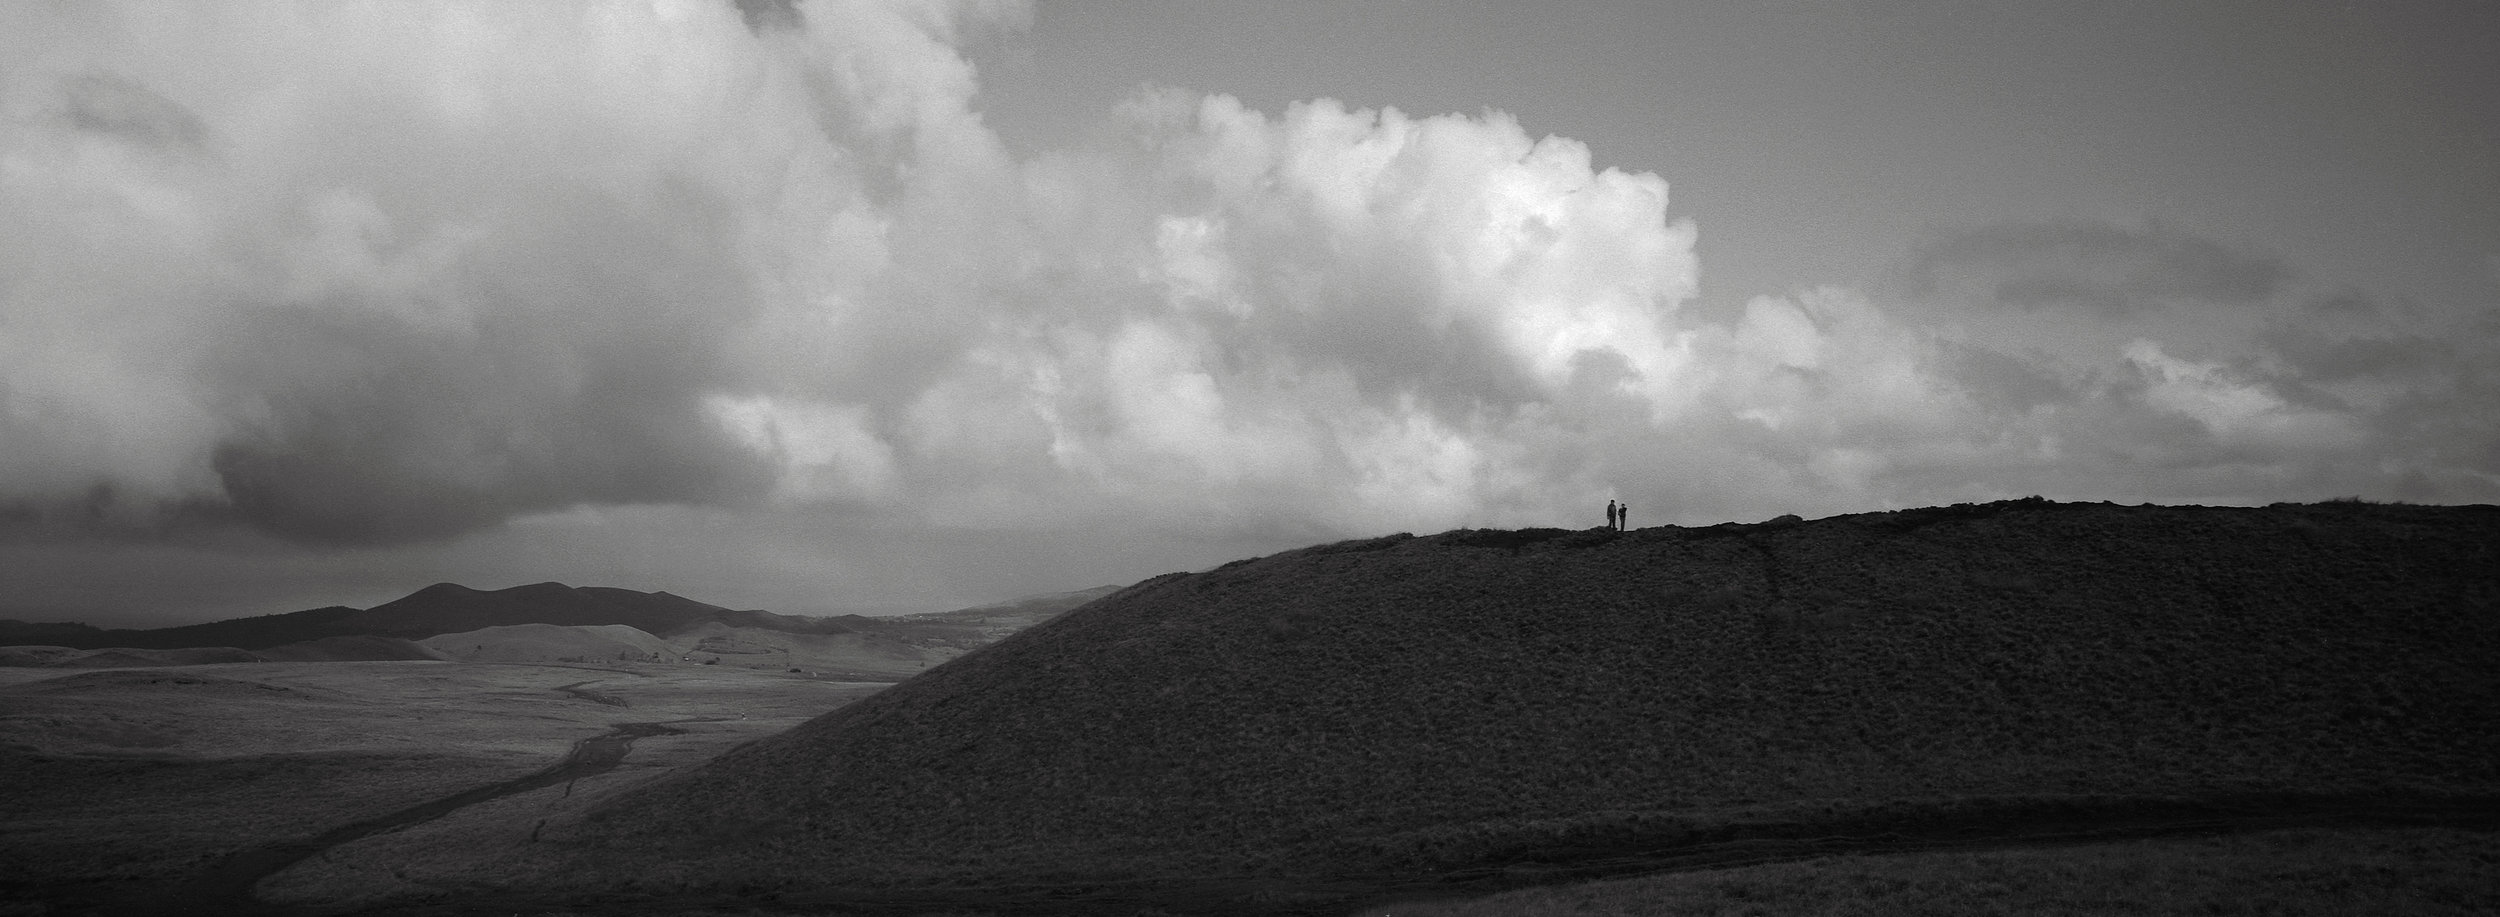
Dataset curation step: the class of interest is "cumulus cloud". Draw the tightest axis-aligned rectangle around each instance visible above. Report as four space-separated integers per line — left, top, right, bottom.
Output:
1863 218 2500 506
3 0 2493 555
2 1 947 541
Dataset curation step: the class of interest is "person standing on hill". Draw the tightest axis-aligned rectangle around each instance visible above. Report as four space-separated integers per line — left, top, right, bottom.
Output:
1606 500 1618 530
1618 503 1629 531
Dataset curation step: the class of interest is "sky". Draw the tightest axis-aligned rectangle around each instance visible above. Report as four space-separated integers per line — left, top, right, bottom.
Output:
2 0 2495 627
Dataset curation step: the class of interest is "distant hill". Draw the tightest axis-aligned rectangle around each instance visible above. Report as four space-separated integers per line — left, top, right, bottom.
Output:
0 585 742 651
0 583 1118 669
525 500 2500 903
0 607 363 652
351 583 734 640
0 636 449 668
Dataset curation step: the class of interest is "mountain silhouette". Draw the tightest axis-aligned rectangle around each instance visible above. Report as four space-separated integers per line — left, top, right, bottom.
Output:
0 583 780 650
0 583 1114 663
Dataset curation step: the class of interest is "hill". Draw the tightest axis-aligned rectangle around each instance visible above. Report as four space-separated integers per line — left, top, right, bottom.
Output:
0 606 366 652
0 585 734 650
340 583 734 641
0 637 450 668
498 500 2499 906
0 584 1113 664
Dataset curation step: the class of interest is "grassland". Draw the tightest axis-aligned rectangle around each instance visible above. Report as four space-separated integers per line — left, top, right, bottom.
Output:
0 660 883 913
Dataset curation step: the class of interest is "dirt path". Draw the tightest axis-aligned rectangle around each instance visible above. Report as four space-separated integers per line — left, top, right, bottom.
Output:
124 719 694 916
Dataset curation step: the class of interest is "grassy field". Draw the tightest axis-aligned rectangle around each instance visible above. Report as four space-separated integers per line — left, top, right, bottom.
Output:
0 660 883 911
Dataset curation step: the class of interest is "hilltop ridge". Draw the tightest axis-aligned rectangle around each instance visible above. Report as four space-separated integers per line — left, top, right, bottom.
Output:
478 499 2500 907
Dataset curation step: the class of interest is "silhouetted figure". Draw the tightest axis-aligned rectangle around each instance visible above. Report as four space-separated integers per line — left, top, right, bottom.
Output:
1619 503 1629 531
1606 500 1618 530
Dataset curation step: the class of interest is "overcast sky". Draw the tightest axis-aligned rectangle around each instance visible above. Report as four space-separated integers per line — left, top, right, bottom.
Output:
4 0 2495 626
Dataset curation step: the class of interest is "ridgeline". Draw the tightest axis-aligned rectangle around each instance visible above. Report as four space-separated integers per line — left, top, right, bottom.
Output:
487 500 2497 911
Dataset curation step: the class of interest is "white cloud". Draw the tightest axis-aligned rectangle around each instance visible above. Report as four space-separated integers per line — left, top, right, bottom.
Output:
2123 339 2364 454
3 0 2493 554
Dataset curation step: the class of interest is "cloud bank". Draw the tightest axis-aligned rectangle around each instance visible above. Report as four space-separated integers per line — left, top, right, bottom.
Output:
3 0 2492 551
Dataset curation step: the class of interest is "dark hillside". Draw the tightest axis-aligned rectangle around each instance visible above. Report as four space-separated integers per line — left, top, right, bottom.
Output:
344 582 725 638
9 606 365 651
1 584 1098 655
532 501 2499 900
0 584 728 651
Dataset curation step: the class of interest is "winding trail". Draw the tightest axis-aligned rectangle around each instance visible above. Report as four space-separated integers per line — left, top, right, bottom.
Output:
133 718 694 916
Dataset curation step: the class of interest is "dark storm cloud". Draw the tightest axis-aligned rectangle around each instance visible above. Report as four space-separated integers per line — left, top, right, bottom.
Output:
1928 340 2078 414
55 72 211 154
1909 218 2292 316
2267 328 2448 386
197 178 791 544
206 312 775 545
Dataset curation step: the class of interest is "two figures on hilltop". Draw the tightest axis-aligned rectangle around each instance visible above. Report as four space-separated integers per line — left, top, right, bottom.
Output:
1606 499 1628 531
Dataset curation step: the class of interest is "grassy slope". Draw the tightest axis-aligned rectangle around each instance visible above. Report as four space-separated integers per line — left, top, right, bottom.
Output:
488 502 2496 896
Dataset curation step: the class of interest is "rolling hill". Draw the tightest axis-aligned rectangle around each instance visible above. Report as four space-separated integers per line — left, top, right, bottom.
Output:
0 584 745 651
477 499 2500 909
0 584 1118 671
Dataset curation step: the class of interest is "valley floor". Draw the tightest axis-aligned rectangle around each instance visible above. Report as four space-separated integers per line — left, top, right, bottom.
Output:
0 660 886 915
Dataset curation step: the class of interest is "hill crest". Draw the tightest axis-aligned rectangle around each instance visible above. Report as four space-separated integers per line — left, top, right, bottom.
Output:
543 500 2500 896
